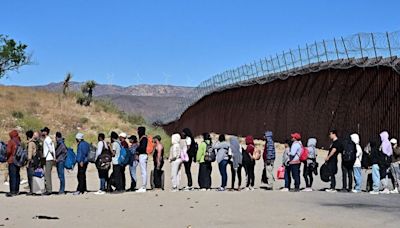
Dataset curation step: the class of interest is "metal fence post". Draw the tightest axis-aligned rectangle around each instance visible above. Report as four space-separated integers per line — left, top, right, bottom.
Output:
323 40 329 61
358 33 364 58
298 45 303 67
371 33 378 59
265 57 270 74
341 36 350 59
276 54 282 72
306 44 311 65
289 49 295 68
386 32 393 57
315 41 320 62
282 51 289 71
333 38 340 59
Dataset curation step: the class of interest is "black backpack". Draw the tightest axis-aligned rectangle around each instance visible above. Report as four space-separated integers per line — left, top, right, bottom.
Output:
0 142 7 163
361 151 371 169
13 144 28 167
96 142 112 170
342 139 356 164
320 163 331 182
204 142 216 162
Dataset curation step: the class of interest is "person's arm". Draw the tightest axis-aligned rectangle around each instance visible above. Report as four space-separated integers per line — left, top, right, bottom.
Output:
156 144 162 169
196 142 205 162
325 148 337 161
111 142 117 157
27 142 34 161
6 141 14 159
96 141 103 159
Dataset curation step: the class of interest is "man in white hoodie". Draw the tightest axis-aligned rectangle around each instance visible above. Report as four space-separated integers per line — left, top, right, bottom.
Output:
351 134 363 193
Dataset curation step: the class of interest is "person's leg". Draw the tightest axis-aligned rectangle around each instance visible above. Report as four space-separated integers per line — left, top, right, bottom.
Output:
303 163 309 188
57 162 65 193
45 161 53 193
266 161 275 189
77 164 82 192
354 167 362 191
184 157 193 188
308 164 314 188
221 160 228 188
27 167 33 193
250 162 255 187
237 165 242 189
171 160 179 188
206 162 212 189
230 161 235 189
82 163 88 192
348 166 354 190
341 164 348 190
98 169 105 191
372 164 380 192
198 163 204 188
139 154 148 189
113 165 122 191
392 163 400 190
244 164 250 187
129 161 138 190
293 164 300 190
285 166 291 189
121 165 126 191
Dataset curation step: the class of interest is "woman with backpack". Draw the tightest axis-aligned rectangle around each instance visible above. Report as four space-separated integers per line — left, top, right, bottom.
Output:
229 136 243 191
351 133 363 193
243 135 256 191
213 134 230 191
288 133 302 192
196 133 212 191
182 128 196 191
302 138 317 192
95 133 110 195
169 133 183 192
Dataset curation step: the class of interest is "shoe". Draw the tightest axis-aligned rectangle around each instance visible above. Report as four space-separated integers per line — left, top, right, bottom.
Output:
292 188 300 192
58 192 66 195
325 189 337 193
73 191 81 196
4 181 9 186
217 187 225 192
369 191 379 195
94 190 105 195
339 188 348 193
352 189 361 193
171 187 178 192
20 179 28 185
390 188 399 194
6 193 17 197
136 188 147 193
183 186 193 191
43 192 52 196
302 188 313 192
199 188 207 192
280 188 289 192
380 188 390 194
250 187 255 191
244 187 250 191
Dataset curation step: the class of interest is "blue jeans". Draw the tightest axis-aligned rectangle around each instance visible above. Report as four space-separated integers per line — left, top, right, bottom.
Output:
353 167 362 191
290 163 301 189
129 161 138 190
98 169 109 191
57 161 65 193
284 166 291 189
8 163 20 194
372 164 380 192
218 160 229 188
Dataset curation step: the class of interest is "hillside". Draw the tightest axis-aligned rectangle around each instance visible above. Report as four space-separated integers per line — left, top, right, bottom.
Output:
0 86 171 150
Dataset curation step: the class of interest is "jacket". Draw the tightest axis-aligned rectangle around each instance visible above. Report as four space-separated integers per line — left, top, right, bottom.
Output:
245 136 255 155
263 131 276 161
196 139 210 163
213 141 230 163
27 139 37 166
76 140 90 163
392 146 400 163
55 139 68 162
169 133 181 162
351 134 363 167
306 138 317 165
229 137 242 169
289 140 302 164
380 131 393 156
6 130 20 164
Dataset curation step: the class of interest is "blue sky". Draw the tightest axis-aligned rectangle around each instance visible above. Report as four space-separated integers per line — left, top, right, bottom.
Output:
1 0 399 87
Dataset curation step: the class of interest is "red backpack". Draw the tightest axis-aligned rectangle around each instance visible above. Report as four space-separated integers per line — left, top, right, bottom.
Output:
299 147 309 162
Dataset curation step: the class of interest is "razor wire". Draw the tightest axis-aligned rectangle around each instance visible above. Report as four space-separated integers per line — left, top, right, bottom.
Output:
157 31 400 124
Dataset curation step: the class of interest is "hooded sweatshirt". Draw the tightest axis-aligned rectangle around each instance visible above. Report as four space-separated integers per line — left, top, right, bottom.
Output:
263 131 276 161
351 134 363 167
213 140 230 164
380 131 393 156
6 130 20 164
229 137 242 169
306 138 317 165
196 139 211 163
245 136 255 155
169 133 181 162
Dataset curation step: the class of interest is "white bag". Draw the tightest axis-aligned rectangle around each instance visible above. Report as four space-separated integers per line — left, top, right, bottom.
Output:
32 176 45 194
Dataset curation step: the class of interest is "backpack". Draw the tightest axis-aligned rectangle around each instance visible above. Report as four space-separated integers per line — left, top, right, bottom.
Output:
320 163 331 182
14 144 28 167
0 141 7 163
361 151 371 169
96 143 112 170
342 139 356 163
64 148 77 170
118 143 131 166
146 136 154 154
32 151 42 169
299 147 309 162
87 144 97 163
204 142 216 162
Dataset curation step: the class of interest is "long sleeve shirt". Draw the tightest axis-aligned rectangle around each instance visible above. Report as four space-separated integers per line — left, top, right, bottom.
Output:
43 136 55 161
76 140 90 163
289 141 302 164
95 141 108 160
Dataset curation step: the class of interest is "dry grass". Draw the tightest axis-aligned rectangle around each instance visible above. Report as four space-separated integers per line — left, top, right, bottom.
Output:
0 86 170 151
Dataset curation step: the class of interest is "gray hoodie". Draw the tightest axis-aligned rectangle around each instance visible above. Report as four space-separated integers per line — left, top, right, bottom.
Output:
213 141 230 164
230 137 242 169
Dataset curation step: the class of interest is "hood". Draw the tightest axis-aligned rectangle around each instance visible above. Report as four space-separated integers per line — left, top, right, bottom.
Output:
350 134 360 144
265 131 273 139
380 131 393 156
380 131 389 142
9 130 19 139
245 135 254 145
307 138 317 147
230 137 240 150
171 133 181 145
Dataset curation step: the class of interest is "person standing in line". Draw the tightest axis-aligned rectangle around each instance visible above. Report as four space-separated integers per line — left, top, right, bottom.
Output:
351 133 363 193
94 133 110 195
74 133 90 195
213 134 230 191
152 135 164 190
325 129 343 193
263 131 276 190
196 133 212 191
110 131 123 193
41 127 55 196
229 136 243 191
389 138 400 194
136 127 148 193
169 133 183 192
6 130 21 197
369 137 383 194
182 128 196 191
55 132 67 195
281 140 292 192
302 138 317 192
119 132 128 191
379 131 393 194
288 133 302 192
26 130 36 195
244 135 256 191
341 135 356 192
128 135 139 191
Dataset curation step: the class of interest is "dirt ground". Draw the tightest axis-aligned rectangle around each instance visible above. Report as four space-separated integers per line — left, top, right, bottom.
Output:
0 148 399 228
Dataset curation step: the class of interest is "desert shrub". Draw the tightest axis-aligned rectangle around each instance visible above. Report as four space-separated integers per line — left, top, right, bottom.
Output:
120 113 146 126
94 99 120 114
17 115 43 131
79 117 89 124
11 111 24 119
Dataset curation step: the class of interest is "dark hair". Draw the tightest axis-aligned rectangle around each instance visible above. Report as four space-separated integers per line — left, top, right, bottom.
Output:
202 132 211 141
56 132 62 139
285 139 293 147
153 135 161 142
218 134 225 142
98 133 105 141
138 126 146 137
41 127 50 134
111 131 119 140
329 129 338 136
182 128 193 138
128 135 138 143
26 130 34 139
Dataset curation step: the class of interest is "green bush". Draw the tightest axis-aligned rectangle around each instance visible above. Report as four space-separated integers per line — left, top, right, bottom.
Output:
11 111 24 119
94 99 120 114
79 117 89 124
16 115 43 131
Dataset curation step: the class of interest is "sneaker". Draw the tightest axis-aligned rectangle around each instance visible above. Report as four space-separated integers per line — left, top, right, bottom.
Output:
94 190 105 195
249 187 255 191
280 188 289 192
369 191 379 195
380 188 390 194
20 179 28 185
171 187 178 192
4 181 9 186
183 186 193 191
244 187 250 191
325 189 337 193
58 192 66 195
352 189 361 193
73 191 81 196
136 188 147 193
302 188 313 192
390 188 399 194
217 187 225 192
199 188 207 192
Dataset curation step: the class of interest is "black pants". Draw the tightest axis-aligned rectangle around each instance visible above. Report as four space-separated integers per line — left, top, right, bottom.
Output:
244 161 255 187
183 156 193 187
229 161 242 189
113 165 124 191
121 165 126 190
198 162 212 189
154 161 164 188
342 164 353 190
9 163 20 194
27 166 34 193
303 162 314 188
77 163 88 193
328 160 338 189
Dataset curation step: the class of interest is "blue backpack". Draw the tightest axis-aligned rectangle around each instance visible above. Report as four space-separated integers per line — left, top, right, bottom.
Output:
118 143 131 166
64 148 77 170
0 142 7 163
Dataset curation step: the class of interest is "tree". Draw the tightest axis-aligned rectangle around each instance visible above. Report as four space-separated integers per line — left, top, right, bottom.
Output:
77 80 96 106
0 35 31 78
63 72 72 96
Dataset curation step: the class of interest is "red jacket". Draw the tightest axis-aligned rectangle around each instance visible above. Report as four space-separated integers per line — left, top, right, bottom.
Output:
6 130 20 164
245 136 255 155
